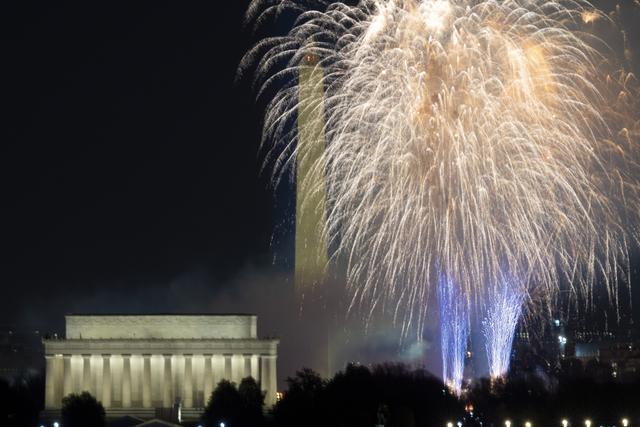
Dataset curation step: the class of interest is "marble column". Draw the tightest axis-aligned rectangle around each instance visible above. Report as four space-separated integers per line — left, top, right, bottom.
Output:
162 354 172 407
261 355 277 406
251 355 259 381
232 354 243 383
122 354 132 408
72 355 81 392
195 355 205 407
114 356 123 407
260 355 268 394
213 354 224 386
184 354 193 408
224 354 232 380
82 355 91 393
102 355 112 407
92 356 101 400
142 354 151 408
62 354 72 398
174 355 183 403
244 355 252 379
54 355 64 407
203 354 213 406
45 355 55 408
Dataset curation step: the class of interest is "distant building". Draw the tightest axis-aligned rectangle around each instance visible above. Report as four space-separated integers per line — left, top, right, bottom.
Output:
600 343 640 379
42 314 279 421
512 311 640 382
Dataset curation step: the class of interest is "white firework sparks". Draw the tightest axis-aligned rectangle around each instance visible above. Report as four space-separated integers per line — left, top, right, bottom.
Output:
242 0 640 383
438 273 470 392
482 280 525 380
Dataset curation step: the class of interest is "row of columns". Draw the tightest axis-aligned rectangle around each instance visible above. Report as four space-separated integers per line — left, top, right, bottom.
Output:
45 353 276 409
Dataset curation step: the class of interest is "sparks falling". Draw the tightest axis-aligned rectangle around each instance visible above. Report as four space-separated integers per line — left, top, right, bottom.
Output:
482 281 525 380
438 273 469 393
243 0 640 383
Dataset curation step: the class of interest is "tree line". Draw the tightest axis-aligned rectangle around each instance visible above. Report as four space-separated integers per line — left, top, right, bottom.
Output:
2 361 640 426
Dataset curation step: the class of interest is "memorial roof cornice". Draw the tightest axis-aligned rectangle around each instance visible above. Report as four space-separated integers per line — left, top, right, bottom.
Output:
43 338 279 342
65 313 257 317
43 337 279 355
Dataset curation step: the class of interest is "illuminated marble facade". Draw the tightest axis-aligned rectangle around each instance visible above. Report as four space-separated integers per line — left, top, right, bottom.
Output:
43 315 278 419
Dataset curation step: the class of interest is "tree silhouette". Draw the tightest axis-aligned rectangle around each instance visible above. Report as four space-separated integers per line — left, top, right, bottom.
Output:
273 364 464 427
272 368 326 427
61 391 105 427
202 377 265 427
238 377 265 426
202 380 242 427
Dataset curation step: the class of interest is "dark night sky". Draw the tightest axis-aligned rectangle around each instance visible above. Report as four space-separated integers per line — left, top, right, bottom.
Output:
2 1 640 383
1 2 275 323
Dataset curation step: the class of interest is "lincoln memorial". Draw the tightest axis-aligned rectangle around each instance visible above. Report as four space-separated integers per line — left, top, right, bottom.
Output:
43 314 279 420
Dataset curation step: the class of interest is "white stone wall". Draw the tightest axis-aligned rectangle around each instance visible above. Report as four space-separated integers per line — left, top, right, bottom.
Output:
65 315 257 339
44 315 278 416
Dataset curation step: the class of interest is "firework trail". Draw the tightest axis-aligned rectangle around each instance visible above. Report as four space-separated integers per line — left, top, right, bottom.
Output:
438 273 469 392
482 280 525 380
242 0 640 384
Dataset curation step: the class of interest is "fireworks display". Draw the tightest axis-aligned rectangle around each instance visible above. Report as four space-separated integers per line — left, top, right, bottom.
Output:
482 280 525 380
438 273 469 392
242 0 640 388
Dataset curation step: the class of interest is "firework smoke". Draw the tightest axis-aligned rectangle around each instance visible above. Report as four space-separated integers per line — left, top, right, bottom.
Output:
242 0 640 385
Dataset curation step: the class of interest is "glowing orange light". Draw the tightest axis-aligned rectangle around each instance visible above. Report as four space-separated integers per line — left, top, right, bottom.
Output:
581 11 599 24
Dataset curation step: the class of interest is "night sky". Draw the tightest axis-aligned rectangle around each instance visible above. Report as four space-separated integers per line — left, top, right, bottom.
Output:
2 1 273 322
2 1 640 384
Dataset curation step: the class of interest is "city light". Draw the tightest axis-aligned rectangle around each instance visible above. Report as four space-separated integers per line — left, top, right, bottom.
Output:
525 422 532 427
220 423 225 427
448 422 453 427
53 422 59 427
585 419 591 427
562 419 569 427
622 419 629 427
505 420 511 427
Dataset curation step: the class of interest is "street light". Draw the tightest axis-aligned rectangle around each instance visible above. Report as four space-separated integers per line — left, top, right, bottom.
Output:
505 420 511 427
585 419 591 427
447 422 453 427
562 419 569 427
622 419 629 427
53 423 59 427
525 421 532 427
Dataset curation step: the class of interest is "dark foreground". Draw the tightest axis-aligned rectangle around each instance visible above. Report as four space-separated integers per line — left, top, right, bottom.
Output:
3 361 639 427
